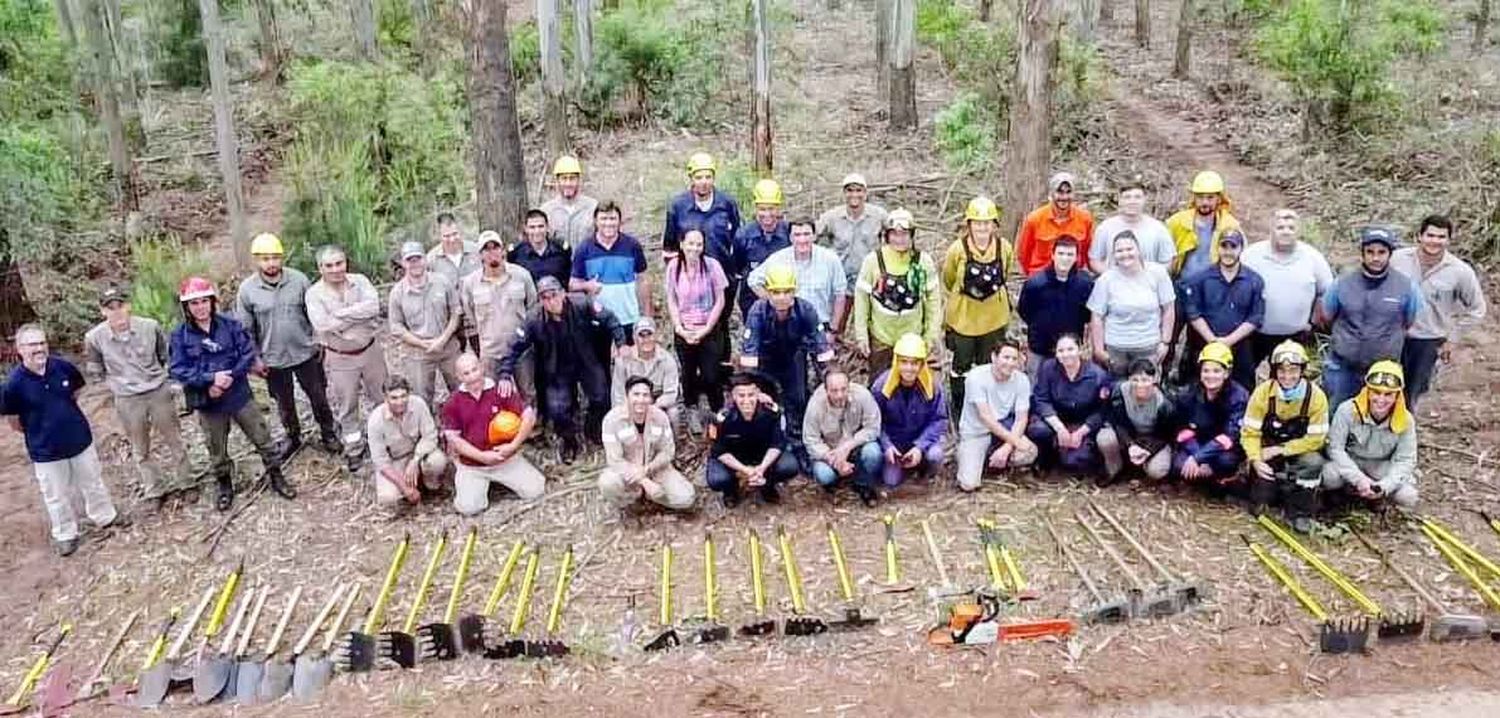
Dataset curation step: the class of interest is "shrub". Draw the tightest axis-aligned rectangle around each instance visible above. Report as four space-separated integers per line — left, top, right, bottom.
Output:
917 0 1014 112
934 93 997 173
510 20 541 86
154 0 206 88
127 235 214 329
0 126 84 262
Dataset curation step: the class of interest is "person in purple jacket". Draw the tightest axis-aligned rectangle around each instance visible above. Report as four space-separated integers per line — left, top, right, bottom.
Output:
872 333 947 488
1025 333 1111 475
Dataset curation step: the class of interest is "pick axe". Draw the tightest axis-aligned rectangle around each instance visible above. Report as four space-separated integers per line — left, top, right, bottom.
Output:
826 523 878 630
1356 531 1493 642
695 532 730 643
1090 500 1208 607
921 519 967 600
778 527 827 636
417 527 478 662
459 539 526 654
876 515 914 593
484 548 541 659
643 544 680 651
1076 511 1180 618
1043 518 1128 625
738 530 777 636
335 534 411 672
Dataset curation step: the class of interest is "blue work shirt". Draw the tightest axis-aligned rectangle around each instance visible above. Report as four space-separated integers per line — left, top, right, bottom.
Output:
1031 359 1111 431
1181 265 1266 336
742 298 830 377
1 357 92 463
571 233 649 327
1016 267 1094 357
1172 381 1249 462
169 312 258 415
662 190 742 266
731 220 791 317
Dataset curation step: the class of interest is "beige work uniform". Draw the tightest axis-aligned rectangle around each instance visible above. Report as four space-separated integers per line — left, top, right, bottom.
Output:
598 405 695 510
307 273 389 459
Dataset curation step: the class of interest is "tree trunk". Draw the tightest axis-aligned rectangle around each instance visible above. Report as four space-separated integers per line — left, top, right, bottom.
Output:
1134 0 1149 47
1100 0 1112 23
979 0 993 22
351 0 379 61
468 0 528 233
198 0 249 272
539 0 569 158
1172 0 1191 78
751 0 772 173
875 0 891 107
0 230 38 348
888 0 917 130
573 0 593 85
252 0 285 80
54 0 79 46
1477 0 1493 53
1076 0 1097 43
1002 0 1060 242
80 0 136 209
100 0 145 151
602 0 617 9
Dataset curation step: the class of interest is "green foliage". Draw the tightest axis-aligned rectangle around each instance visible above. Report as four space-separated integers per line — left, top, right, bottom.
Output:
510 21 541 86
917 0 1014 111
377 0 417 50
127 236 213 329
934 93 997 173
0 0 74 121
713 159 757 213
155 0 206 88
0 127 85 261
1256 0 1445 132
1052 38 1107 154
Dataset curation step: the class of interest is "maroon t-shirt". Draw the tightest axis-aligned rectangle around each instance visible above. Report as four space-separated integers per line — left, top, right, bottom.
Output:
441 383 527 466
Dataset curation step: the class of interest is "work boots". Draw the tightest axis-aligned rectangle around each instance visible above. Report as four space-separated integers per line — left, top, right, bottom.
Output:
266 465 297 500
215 475 235 512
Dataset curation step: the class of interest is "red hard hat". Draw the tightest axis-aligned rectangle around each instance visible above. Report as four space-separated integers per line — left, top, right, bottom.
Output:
179 276 217 302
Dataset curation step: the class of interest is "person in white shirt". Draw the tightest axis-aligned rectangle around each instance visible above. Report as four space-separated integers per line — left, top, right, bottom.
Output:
1240 208 1334 371
1389 214 1487 409
1089 179 1176 274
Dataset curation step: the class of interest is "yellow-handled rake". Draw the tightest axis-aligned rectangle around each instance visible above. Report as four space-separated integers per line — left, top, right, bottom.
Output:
779 526 828 636
1242 535 1369 654
417 527 479 661
696 532 731 643
525 544 575 658
335 534 411 672
739 530 778 636
459 538 527 653
643 543 680 651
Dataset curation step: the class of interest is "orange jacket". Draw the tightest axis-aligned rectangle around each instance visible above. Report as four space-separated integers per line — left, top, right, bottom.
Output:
1015 204 1094 276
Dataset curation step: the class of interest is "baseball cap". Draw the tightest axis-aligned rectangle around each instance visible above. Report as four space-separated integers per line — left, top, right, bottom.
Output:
1219 230 1245 248
98 287 129 307
1049 172 1077 192
536 276 564 295
841 173 868 189
1359 226 1398 249
634 317 657 336
478 230 504 249
400 241 425 260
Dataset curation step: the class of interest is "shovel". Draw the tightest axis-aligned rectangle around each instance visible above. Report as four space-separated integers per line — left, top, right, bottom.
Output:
382 531 449 668
336 534 411 672
136 583 216 707
1242 535 1368 654
528 544 575 657
694 532 730 643
485 548 541 659
1356 531 1493 642
193 587 255 703
643 543 680 651
826 523 878 630
778 526 828 636
45 608 139 711
246 585 303 703
1076 511 1180 618
2 623 70 712
1043 518 1128 625
738 530 777 637
921 519 967 599
418 527 478 662
292 583 360 701
459 539 526 654
229 585 272 702
1090 500 1208 607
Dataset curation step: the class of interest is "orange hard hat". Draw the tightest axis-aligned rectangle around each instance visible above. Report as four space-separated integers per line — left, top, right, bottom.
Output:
488 410 523 445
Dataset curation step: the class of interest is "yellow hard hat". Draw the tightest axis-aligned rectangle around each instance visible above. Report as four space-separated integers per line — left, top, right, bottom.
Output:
1270 340 1308 367
893 333 928 360
751 178 784 206
965 196 1000 222
250 232 284 256
1365 360 1405 390
1198 341 1234 368
686 152 717 176
763 265 797 291
1190 170 1226 195
552 155 582 176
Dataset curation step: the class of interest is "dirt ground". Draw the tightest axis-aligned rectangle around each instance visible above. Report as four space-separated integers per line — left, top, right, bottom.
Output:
5 1 1500 716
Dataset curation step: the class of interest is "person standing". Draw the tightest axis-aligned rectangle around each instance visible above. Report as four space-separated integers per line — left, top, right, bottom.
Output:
509 208 572 290
610 318 683 426
367 377 449 511
235 232 341 462
850 209 942 376
1241 209 1334 370
389 241 462 406
803 367 883 506
306 245 389 473
1164 171 1240 373
740 266 835 467
426 213 482 353
539 155 599 250
872 334 948 488
662 152 741 271
1087 232 1176 377
84 288 185 507
747 218 848 332
599 376 696 513
571 201 652 340
817 173 889 329
170 278 292 511
1390 214 1488 409
941 196 1015 411
665 229 731 435
443 353 546 515
1320 227 1422 408
1180 229 1264 389
459 230 538 382
730 179 791 320
1015 172 1095 276
1017 236 1093 372
1090 179 1175 273
956 341 1038 492
3 324 129 556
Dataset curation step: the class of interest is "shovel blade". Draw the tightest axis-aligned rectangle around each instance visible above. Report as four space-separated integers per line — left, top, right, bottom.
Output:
291 655 332 701
642 629 680 652
192 656 232 704
134 662 175 708
1377 612 1425 642
234 660 264 704
258 658 294 702
1083 600 1130 625
1318 618 1370 654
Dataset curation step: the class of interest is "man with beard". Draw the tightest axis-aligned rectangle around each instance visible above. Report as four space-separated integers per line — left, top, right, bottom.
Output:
662 152 742 272
539 155 599 249
306 245 390 473
1016 172 1095 276
367 376 448 510
1390 214 1488 409
235 232 342 462
803 367 883 506
459 230 538 380
1320 227 1422 408
1241 209 1334 370
730 179 791 320
1180 229 1264 389
1165 171 1241 375
1089 178 1175 273
817 173 888 329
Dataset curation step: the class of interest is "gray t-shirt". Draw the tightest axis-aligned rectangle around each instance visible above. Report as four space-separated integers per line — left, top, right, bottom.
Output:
959 364 1032 439
1086 264 1175 351
1241 240 1334 335
1090 215 1176 269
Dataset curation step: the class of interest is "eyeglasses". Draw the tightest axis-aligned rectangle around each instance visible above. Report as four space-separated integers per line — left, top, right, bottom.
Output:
1366 372 1404 390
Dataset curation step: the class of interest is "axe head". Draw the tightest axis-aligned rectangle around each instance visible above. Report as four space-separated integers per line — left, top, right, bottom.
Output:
830 608 879 631
1427 613 1490 642
642 629 680 652
1129 590 1182 618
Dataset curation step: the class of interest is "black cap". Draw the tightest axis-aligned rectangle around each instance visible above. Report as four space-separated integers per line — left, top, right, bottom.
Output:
99 287 129 307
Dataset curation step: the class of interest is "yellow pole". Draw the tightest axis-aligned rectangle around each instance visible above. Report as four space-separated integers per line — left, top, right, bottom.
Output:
544 545 575 635
363 535 412 635
402 531 450 634
482 540 527 617
443 528 480 625
507 550 541 636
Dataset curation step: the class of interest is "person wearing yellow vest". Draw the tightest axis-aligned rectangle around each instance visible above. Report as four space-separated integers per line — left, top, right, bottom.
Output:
941 196 1015 411
1164 170 1240 378
851 209 942 377
1240 340 1328 532
1321 361 1419 510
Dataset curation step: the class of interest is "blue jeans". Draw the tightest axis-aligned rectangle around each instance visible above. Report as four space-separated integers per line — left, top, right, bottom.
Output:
811 441 883 490
1321 353 1369 411
705 451 801 499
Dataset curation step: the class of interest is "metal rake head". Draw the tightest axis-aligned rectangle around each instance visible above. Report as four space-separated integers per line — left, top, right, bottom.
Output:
334 631 375 672
415 622 460 661
457 615 488 653
376 630 416 668
1319 618 1371 654
524 639 569 658
829 608 879 631
784 617 828 636
737 619 777 637
482 638 527 660
1377 611 1426 642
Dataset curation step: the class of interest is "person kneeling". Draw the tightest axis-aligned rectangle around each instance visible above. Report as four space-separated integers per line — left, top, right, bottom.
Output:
873 334 948 488
600 376 696 512
804 367 883 506
707 372 800 508
1098 360 1174 486
1172 342 1249 493
1241 341 1328 531
956 341 1038 491
1025 334 1110 476
442 353 546 515
369 377 449 510
1322 361 1418 510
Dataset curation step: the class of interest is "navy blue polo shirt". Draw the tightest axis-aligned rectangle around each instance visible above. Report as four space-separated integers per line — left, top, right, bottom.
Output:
1181 265 1266 336
1 357 93 463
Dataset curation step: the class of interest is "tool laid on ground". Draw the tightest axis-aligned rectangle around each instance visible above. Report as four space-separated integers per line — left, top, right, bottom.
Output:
1076 511 1180 618
337 533 411 672
1421 523 1500 613
1242 534 1368 654
50 608 139 710
529 544 575 657
1043 518 1128 625
136 583 216 707
1422 518 1500 582
1479 511 1500 541
696 532 730 643
925 591 1076 646
876 515 913 593
2 623 70 711
979 519 1037 601
921 519 967 599
1258 515 1423 642
193 587 255 703
1090 500 1208 608
739 530 777 636
292 583 360 701
644 543 680 651
827 522 878 630
779 526 828 636
485 548 540 659
460 539 526 654
1356 532 1494 642
382 530 449 668
418 527 478 662
227 584 271 703
247 585 303 703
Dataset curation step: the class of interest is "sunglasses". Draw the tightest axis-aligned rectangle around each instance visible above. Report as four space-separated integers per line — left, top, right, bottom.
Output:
1366 372 1403 390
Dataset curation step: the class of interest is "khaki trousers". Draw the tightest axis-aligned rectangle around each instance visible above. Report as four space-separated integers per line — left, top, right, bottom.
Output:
401 342 460 407
454 456 546 515
325 343 388 459
114 384 185 497
34 445 118 542
599 466 696 511
374 449 450 507
955 433 1039 491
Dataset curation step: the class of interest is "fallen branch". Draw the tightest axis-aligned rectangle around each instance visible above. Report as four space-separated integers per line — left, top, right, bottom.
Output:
493 481 593 527
1422 442 1498 467
199 484 268 558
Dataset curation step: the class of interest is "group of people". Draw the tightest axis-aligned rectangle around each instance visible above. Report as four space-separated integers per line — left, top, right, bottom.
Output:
2 153 1486 556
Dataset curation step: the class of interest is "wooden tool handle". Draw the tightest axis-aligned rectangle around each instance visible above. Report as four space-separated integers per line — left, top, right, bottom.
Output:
237 585 271 656
290 584 342 656
921 519 953 588
263 586 303 656
167 585 217 661
321 584 362 653
220 591 254 654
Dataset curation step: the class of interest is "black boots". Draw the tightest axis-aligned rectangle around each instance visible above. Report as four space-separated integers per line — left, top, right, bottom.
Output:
266 465 297 499
216 476 235 511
